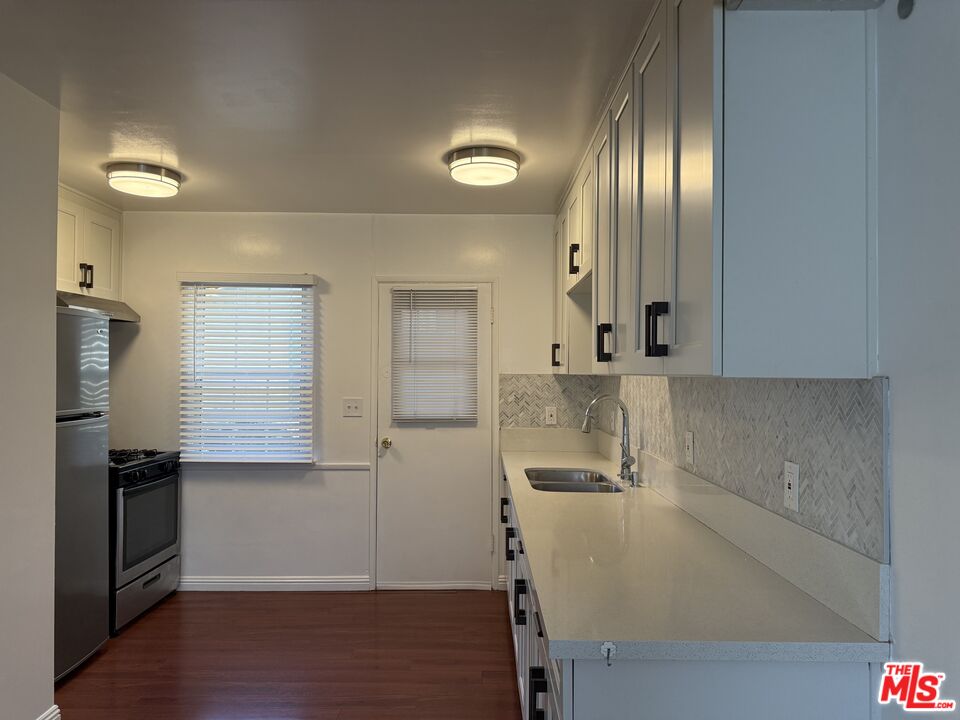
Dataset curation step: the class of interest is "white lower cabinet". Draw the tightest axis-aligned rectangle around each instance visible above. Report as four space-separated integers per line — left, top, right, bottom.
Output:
503 483 875 720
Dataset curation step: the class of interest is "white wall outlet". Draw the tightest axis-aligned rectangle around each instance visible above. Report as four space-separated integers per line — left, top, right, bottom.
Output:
684 431 695 466
783 461 800 513
544 406 558 426
342 397 363 417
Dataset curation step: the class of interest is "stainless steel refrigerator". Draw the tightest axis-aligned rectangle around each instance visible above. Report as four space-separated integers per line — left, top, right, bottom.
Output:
55 307 110 680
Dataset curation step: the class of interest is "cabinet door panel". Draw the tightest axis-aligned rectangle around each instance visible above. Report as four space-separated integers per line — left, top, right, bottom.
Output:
631 2 670 375
56 198 84 293
564 189 581 291
591 116 614 375
553 221 567 374
578 164 594 279
82 209 122 300
611 73 635 371
664 0 722 375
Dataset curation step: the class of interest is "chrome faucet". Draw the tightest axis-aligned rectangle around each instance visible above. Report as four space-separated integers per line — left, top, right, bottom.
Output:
581 394 639 487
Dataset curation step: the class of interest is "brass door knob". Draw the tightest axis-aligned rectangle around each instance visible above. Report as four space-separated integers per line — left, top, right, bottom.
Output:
380 437 393 449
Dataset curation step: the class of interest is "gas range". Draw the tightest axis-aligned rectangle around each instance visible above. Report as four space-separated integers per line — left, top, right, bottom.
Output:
108 448 182 633
109 449 180 486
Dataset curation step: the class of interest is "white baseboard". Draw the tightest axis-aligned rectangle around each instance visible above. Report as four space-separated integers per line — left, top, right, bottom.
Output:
496 574 507 590
375 580 493 591
36 706 60 720
179 575 370 591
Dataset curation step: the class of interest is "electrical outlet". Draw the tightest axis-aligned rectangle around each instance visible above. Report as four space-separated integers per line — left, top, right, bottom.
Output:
684 431 695 466
544 406 558 426
342 397 363 417
783 461 800 512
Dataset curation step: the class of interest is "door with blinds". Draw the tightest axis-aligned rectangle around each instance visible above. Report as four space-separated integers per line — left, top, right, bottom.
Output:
376 282 494 589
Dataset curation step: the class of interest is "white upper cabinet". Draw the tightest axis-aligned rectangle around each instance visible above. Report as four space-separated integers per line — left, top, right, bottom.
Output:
551 219 566 373
621 0 671 375
576 162 594 283
610 71 638 375
556 0 878 379
720 9 875 378
662 0 723 376
57 187 123 301
56 195 85 293
591 113 614 375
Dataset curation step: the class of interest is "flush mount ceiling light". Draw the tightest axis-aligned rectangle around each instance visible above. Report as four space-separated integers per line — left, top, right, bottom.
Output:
106 162 182 198
446 146 520 186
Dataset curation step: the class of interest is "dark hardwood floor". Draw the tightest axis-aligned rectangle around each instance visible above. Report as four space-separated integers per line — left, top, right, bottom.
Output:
55 590 522 720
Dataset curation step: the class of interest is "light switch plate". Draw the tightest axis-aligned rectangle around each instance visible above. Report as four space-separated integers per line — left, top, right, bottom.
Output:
544 406 558 426
783 461 800 513
342 397 363 417
684 431 695 466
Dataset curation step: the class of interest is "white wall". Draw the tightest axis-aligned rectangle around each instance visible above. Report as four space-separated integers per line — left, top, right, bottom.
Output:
111 212 553 585
876 0 960 704
0 73 59 720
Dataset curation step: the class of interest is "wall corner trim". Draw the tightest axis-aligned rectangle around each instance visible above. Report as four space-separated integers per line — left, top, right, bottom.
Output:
36 706 61 720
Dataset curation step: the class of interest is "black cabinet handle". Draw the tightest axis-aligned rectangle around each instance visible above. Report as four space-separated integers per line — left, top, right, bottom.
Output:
534 610 544 638
500 498 509 524
514 579 528 626
644 301 669 357
551 342 561 368
87 264 94 288
79 263 90 288
528 667 548 720
505 527 516 561
568 243 580 275
596 322 613 362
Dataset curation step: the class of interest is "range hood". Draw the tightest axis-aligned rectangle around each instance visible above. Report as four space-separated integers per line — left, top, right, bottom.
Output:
56 291 141 323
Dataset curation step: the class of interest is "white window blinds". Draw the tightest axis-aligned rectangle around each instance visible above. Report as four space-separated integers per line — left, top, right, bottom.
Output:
180 281 315 463
391 287 479 422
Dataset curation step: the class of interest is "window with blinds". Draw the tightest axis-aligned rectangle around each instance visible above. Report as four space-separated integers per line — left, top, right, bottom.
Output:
180 281 315 463
391 287 479 422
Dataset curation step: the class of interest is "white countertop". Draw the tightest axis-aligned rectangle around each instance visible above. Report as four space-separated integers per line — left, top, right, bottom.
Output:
502 450 890 663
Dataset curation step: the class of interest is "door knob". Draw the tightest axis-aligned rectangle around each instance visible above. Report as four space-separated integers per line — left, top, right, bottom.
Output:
380 437 393 449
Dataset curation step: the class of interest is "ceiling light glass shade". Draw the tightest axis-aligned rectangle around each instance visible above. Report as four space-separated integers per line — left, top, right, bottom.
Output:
447 147 520 186
106 163 182 198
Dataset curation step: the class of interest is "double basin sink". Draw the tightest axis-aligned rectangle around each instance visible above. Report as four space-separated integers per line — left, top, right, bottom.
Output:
525 467 623 494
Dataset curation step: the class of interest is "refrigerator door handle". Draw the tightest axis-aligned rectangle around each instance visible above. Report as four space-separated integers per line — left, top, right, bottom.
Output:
56 413 108 426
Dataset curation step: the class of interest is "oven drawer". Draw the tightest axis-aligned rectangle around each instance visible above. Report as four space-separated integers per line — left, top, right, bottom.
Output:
115 555 180 631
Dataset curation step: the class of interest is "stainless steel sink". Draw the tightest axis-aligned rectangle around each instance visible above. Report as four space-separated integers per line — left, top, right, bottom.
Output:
525 468 623 493
529 481 623 494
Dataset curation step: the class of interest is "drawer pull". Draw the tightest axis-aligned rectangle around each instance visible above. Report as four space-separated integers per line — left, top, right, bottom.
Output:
500 497 509 524
514 579 528 626
505 527 516 562
528 666 548 720
142 572 162 590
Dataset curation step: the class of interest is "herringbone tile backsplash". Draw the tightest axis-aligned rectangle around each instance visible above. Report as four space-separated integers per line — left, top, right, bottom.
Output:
499 374 887 562
499 374 601 428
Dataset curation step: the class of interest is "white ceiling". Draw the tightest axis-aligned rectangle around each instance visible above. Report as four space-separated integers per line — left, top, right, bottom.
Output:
0 1 653 214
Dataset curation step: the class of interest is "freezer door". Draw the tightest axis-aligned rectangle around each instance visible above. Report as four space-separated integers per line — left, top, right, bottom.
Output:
55 414 109 680
57 307 109 415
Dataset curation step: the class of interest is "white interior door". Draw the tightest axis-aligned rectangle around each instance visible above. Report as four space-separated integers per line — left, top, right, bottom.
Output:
375 282 494 589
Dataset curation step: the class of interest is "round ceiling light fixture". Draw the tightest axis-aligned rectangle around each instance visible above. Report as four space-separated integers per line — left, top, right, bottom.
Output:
446 146 520 186
106 162 182 198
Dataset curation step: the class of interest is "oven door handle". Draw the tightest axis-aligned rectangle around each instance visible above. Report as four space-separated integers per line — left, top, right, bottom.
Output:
122 473 179 497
